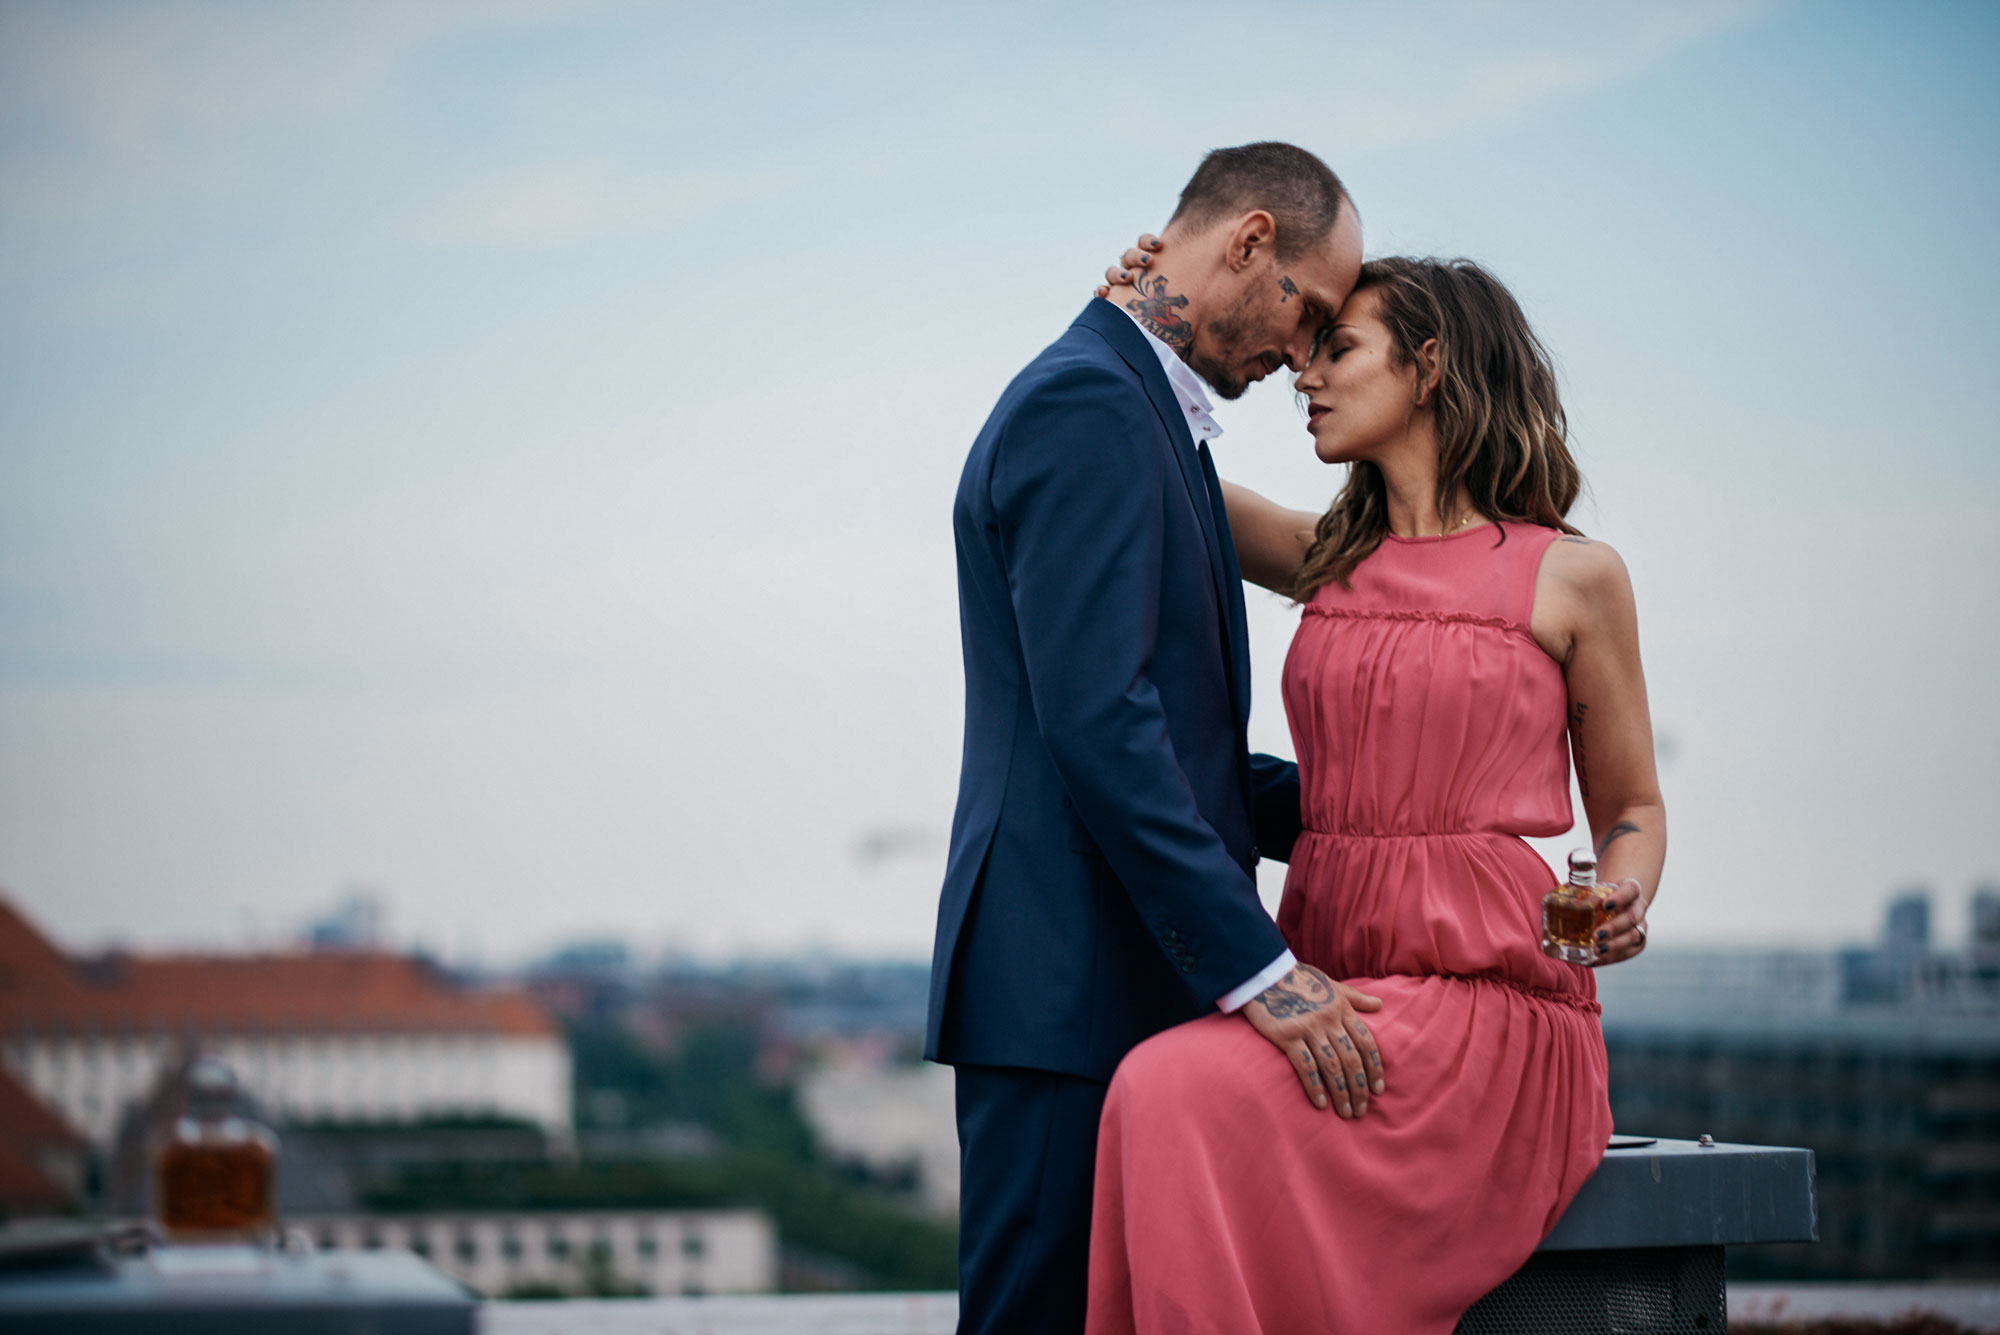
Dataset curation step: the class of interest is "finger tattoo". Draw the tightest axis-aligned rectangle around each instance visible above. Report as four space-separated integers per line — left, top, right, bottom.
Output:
1331 1074 1346 1091
1338 1035 1354 1052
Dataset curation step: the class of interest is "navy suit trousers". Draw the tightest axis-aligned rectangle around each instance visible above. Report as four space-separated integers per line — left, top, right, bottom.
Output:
954 1065 1109 1335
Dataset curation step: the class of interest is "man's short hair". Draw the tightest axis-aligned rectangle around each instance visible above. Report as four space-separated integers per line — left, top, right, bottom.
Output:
1169 142 1350 263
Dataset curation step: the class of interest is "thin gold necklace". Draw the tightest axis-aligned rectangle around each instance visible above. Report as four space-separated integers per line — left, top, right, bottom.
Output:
1412 509 1481 538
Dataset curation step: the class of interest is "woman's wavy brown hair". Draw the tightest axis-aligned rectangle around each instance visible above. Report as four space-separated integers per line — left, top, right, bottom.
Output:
1290 257 1582 601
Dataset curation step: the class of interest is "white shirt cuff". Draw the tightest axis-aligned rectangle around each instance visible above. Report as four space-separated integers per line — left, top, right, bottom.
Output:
1217 949 1297 1014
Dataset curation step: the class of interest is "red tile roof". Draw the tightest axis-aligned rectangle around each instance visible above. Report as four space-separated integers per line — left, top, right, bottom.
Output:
0 1065 84 1211
0 896 555 1039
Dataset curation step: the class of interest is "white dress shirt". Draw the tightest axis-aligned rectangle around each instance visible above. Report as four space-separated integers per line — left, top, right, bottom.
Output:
1114 303 1298 1014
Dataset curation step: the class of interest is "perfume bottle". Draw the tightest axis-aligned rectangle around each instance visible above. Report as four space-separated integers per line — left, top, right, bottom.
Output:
155 1057 279 1242
1542 847 1608 964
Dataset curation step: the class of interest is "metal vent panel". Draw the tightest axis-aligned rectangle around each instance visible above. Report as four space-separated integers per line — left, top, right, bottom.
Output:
1457 1245 1726 1335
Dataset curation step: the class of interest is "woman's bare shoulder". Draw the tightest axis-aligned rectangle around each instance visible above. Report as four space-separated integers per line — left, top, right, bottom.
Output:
1531 532 1636 663
1539 532 1632 602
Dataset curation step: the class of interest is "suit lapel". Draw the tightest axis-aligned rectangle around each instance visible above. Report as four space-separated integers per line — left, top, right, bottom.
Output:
1198 441 1256 736
1074 303 1241 681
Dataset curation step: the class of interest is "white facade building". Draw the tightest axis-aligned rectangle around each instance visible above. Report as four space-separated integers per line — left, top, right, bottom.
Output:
0 899 571 1147
298 1209 776 1297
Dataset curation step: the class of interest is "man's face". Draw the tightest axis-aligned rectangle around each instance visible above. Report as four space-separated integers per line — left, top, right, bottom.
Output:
1190 201 1364 401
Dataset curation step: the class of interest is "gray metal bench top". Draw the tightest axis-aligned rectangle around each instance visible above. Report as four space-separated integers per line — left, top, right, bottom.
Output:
1542 1135 1818 1251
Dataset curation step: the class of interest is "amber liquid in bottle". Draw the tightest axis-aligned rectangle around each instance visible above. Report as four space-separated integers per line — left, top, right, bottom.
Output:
155 1058 279 1242
1542 848 1608 964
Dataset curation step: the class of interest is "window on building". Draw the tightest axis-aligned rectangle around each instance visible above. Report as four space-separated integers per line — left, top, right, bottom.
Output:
682 1230 705 1261
547 1231 570 1260
636 1231 658 1259
363 1229 383 1251
317 1230 339 1252
408 1230 431 1259
501 1231 522 1261
457 1233 479 1263
589 1237 613 1263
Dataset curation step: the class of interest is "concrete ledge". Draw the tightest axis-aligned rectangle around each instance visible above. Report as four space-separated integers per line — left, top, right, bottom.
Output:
1731 1283 2000 1331
0 1248 476 1333
481 1292 959 1335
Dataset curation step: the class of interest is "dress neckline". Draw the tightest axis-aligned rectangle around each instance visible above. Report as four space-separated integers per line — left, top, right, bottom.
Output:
1380 521 1499 545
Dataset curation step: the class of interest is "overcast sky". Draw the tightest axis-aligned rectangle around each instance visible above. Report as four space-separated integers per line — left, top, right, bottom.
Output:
2 0 1995 966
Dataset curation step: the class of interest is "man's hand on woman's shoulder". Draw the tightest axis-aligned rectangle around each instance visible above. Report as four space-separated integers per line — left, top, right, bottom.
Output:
1242 964 1387 1118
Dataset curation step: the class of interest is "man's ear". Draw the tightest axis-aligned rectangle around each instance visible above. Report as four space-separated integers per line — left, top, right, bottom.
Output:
1223 210 1277 273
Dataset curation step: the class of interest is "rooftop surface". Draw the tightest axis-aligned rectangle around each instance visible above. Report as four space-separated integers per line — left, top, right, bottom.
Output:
477 1286 2000 1335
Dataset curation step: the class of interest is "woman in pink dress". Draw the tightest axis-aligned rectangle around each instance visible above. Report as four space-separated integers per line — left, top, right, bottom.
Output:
1084 253 1668 1334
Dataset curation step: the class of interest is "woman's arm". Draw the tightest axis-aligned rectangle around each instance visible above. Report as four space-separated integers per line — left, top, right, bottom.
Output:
1221 480 1320 595
1532 537 1667 966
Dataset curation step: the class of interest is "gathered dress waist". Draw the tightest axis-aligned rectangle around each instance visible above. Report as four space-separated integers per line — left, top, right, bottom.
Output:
1430 970 1601 1015
1298 825 1549 840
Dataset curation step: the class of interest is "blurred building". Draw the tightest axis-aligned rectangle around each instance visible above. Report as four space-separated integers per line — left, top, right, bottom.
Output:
1597 886 2000 1280
798 1056 958 1217
0 898 571 1149
297 1207 775 1297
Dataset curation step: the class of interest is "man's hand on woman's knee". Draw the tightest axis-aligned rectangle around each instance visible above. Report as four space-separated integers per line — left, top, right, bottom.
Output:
1241 964 1386 1118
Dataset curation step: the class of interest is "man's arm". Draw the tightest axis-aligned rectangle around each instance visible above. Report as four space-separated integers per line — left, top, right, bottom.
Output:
994 365 1383 1111
993 364 1284 1004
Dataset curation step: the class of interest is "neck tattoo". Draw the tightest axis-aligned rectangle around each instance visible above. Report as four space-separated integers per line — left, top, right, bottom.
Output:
1125 274 1194 355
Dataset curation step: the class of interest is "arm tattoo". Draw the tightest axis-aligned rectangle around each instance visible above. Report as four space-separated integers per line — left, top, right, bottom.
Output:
1569 701 1590 797
1278 274 1299 303
1125 274 1193 353
1255 963 1337 1019
1596 820 1641 856
1559 536 1593 544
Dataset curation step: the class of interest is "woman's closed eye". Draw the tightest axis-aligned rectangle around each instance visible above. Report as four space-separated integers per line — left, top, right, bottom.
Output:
1308 324 1337 363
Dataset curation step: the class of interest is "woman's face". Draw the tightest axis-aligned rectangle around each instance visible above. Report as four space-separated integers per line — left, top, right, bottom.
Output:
1295 286 1424 467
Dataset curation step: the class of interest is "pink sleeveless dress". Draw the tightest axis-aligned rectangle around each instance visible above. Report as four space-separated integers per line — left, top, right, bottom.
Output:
1087 521 1612 1335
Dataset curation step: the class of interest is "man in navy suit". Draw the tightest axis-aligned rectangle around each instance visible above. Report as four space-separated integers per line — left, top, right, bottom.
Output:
926 143 1381 1333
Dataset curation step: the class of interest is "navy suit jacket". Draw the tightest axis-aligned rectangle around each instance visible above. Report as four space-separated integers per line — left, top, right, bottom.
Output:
926 299 1303 1082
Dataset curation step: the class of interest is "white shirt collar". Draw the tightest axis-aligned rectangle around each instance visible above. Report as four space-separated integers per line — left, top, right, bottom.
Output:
1114 302 1223 446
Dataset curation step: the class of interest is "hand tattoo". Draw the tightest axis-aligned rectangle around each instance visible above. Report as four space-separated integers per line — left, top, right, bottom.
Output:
1125 274 1193 353
1255 964 1337 1018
